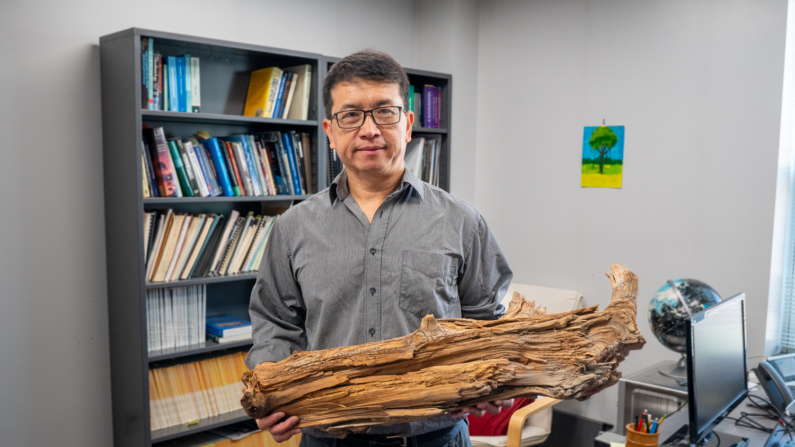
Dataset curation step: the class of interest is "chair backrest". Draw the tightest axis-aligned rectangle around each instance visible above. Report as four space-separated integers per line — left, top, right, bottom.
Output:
502 283 584 314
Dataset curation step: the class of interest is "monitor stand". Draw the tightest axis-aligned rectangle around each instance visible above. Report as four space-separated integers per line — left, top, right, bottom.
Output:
659 354 688 383
661 424 749 447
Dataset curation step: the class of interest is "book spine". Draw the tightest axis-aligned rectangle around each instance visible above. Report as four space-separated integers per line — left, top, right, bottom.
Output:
142 140 159 197
183 55 192 113
204 138 235 197
163 61 169 111
231 142 254 196
194 142 220 196
176 57 187 113
266 68 283 118
145 127 180 197
176 140 201 196
191 57 201 113
248 135 269 195
141 38 149 110
301 132 313 194
408 85 414 119
152 54 161 111
280 73 294 119
217 140 241 196
263 139 286 194
167 140 193 197
255 142 274 195
147 38 154 110
272 73 286 119
424 86 433 128
413 93 421 128
223 141 245 196
185 143 210 197
291 132 306 195
284 132 303 194
434 86 441 128
276 134 296 195
301 66 312 120
168 57 179 112
240 137 263 196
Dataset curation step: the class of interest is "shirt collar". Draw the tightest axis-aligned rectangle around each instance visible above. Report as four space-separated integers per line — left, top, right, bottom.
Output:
329 165 425 205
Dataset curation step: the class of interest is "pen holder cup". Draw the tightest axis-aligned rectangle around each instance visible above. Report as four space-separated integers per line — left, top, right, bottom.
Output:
625 423 660 447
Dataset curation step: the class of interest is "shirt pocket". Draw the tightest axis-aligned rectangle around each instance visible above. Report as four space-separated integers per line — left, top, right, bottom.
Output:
399 250 459 319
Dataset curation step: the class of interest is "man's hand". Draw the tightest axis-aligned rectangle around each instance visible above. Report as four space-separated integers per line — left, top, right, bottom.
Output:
242 384 302 442
450 399 514 418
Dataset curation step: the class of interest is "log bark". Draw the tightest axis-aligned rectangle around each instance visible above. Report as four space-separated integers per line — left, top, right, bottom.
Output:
241 263 645 437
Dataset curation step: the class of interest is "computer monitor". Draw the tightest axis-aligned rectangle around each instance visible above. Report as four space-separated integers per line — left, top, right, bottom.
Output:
685 293 748 445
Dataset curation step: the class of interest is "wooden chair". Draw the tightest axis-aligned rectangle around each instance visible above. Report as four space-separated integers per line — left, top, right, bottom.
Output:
469 283 583 447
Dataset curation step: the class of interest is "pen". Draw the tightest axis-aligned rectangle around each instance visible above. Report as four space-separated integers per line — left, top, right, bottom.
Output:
638 410 647 431
634 415 639 430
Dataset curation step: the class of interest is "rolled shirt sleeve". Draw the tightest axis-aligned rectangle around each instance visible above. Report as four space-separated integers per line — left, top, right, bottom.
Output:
245 219 308 369
458 214 513 320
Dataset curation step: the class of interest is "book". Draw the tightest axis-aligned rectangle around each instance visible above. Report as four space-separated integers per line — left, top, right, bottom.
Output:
243 67 283 118
228 215 260 274
181 140 209 197
408 85 414 120
271 73 287 119
143 127 180 197
209 210 240 274
164 214 192 281
145 284 206 353
167 140 194 197
217 215 245 276
206 315 252 338
413 91 421 128
248 135 270 195
280 72 296 119
147 38 154 110
152 53 162 110
191 215 226 278
169 215 204 281
167 57 179 112
200 137 235 197
291 131 306 195
142 140 159 197
259 133 288 194
183 55 192 114
207 333 251 344
424 85 434 128
256 141 277 195
222 140 244 196
176 57 187 113
283 64 312 120
181 215 217 280
141 37 150 110
152 213 186 282
190 137 222 197
190 57 201 112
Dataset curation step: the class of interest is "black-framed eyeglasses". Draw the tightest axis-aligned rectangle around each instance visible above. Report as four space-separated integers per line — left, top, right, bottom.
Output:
331 106 404 129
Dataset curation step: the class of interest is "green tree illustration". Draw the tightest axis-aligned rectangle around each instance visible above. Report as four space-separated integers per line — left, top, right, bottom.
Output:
589 126 618 174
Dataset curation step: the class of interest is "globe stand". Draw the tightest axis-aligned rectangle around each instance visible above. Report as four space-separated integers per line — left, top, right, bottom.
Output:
658 354 688 383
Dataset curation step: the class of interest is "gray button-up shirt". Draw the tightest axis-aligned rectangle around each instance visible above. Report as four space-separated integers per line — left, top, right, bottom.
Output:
246 167 512 438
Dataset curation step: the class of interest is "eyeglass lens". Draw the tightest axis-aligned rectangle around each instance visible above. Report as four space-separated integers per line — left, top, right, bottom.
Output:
337 107 401 128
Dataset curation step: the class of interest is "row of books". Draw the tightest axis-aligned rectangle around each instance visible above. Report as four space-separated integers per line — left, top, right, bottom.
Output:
405 135 443 187
146 285 206 352
157 421 300 447
142 127 313 198
141 37 201 112
408 85 443 129
148 352 248 431
144 209 278 283
244 65 313 121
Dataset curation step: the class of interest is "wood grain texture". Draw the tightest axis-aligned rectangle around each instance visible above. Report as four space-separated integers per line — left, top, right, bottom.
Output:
241 263 645 437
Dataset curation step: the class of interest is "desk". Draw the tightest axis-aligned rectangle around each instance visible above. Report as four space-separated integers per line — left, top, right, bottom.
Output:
597 391 779 446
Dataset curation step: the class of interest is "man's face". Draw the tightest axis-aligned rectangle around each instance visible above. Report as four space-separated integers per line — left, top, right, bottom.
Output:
323 79 414 179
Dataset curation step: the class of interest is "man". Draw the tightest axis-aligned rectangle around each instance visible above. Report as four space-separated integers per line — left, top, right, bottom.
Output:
245 50 514 447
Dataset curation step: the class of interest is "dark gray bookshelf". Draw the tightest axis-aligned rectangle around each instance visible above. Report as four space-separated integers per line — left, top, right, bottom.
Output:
101 28 452 447
322 57 452 191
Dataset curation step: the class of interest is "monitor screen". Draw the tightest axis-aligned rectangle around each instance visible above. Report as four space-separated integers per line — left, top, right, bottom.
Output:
686 294 747 444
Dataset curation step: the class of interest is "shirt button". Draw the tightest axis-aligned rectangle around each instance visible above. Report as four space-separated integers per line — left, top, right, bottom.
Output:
369 328 376 336
370 287 376 295
370 248 376 255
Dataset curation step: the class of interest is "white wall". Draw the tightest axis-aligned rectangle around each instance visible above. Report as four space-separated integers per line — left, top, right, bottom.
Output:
0 1 476 445
475 0 788 424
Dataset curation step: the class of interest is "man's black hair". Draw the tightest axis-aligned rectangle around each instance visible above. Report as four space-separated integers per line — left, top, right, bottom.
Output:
323 49 410 119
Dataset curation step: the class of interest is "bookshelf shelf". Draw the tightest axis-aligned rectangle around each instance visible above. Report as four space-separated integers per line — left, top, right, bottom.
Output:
142 195 311 205
142 110 318 127
145 273 257 290
151 409 250 443
411 127 448 134
102 28 451 447
148 339 253 362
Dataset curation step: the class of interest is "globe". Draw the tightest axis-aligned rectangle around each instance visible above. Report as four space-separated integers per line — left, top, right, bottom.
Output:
648 279 722 354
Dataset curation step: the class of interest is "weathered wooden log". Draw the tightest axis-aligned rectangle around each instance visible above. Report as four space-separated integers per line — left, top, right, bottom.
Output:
241 263 645 437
